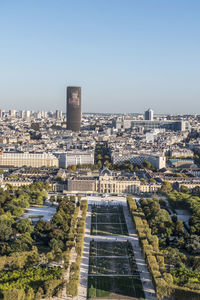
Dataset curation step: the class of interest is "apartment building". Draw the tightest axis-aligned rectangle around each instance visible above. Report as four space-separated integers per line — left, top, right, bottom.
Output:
0 152 59 168
58 151 94 168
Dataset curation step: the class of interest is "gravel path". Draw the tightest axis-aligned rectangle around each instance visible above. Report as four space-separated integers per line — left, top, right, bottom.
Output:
123 205 157 300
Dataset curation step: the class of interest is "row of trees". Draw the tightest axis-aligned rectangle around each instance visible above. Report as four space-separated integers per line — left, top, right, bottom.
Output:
127 196 200 299
66 200 88 296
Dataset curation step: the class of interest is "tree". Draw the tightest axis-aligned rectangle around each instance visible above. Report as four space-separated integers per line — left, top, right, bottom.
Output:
160 181 173 193
11 233 33 252
49 238 64 251
186 235 200 254
171 214 177 223
11 206 24 217
0 221 12 241
174 220 184 236
49 195 55 204
140 178 147 183
96 154 102 160
52 212 64 226
16 218 34 234
150 178 156 184
97 160 102 168
180 185 189 193
26 288 34 300
142 160 152 169
3 289 26 300
35 287 44 300
161 247 186 267
71 165 77 171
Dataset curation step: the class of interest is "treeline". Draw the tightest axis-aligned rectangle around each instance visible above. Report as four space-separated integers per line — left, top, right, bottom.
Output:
66 200 87 296
0 182 51 256
0 181 51 218
0 185 88 299
127 196 200 300
167 190 200 235
0 267 62 297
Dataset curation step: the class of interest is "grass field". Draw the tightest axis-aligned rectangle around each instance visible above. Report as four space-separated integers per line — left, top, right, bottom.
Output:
89 257 136 275
91 223 128 236
90 241 128 256
88 206 144 299
89 241 138 275
91 205 128 236
87 276 145 299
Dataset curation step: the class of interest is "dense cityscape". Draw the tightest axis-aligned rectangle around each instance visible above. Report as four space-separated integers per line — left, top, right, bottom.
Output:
0 86 200 300
1 0 200 299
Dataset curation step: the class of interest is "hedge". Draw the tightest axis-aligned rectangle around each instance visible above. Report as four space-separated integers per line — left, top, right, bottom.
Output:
127 196 200 300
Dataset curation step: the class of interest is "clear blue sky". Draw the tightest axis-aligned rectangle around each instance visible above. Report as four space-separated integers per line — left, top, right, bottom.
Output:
0 0 200 114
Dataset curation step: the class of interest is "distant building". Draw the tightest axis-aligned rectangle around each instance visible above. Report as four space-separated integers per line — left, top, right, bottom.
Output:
56 110 62 119
68 168 141 194
145 108 154 121
67 167 161 194
0 152 58 168
9 110 16 118
57 151 94 168
168 158 194 168
132 120 190 131
0 110 5 119
113 118 190 132
111 152 166 169
67 86 81 132
25 110 31 118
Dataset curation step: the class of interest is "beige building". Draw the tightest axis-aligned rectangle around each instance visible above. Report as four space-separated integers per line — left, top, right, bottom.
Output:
140 183 161 193
68 168 142 194
3 178 33 187
0 152 58 168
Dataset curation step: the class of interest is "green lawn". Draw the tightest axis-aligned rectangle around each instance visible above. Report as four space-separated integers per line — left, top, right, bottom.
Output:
87 276 145 299
91 223 128 236
90 241 128 257
89 257 137 275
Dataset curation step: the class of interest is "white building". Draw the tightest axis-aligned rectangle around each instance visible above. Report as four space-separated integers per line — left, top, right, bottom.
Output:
144 108 154 121
58 151 94 168
0 152 58 168
111 152 166 169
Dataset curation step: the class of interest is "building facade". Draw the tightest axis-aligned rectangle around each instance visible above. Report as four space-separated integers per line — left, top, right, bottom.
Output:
0 152 59 168
144 108 154 121
66 86 81 132
58 151 94 168
111 152 166 169
67 168 157 194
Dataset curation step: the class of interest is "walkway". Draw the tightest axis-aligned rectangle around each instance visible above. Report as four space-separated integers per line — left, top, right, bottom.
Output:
123 205 157 300
78 204 157 300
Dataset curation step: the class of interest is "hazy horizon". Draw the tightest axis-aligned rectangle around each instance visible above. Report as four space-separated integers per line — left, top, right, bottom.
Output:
0 0 200 114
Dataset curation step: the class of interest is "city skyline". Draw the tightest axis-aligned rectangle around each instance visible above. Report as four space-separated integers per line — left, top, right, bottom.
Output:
1 1 200 114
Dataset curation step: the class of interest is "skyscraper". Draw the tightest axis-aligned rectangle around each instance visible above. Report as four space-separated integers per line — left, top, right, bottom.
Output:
66 86 81 132
144 108 154 121
56 110 62 120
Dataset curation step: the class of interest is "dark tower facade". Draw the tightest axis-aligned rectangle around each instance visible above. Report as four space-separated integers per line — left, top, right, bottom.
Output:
66 86 81 132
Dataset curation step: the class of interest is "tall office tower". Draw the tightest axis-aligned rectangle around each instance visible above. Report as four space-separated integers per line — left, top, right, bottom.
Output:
25 110 31 118
0 110 5 119
9 110 16 118
19 110 25 118
66 86 81 132
144 108 154 121
56 110 62 120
